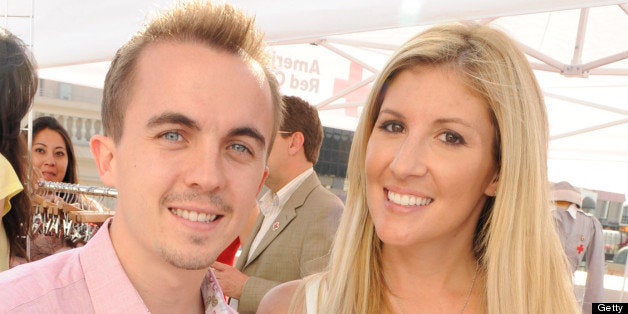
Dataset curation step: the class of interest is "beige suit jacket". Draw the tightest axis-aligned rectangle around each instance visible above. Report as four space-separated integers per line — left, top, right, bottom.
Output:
235 172 343 313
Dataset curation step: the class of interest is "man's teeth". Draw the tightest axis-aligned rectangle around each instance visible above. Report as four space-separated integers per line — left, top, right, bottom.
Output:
170 208 218 223
387 191 432 206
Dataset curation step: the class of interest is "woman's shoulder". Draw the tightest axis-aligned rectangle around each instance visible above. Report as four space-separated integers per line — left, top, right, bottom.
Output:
257 279 302 314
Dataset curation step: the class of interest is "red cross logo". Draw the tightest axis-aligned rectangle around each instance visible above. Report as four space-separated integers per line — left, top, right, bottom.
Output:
577 244 584 254
332 62 371 117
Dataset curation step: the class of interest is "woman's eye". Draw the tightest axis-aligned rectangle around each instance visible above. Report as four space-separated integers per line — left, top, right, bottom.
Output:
379 121 405 133
161 131 183 142
437 131 465 145
34 148 45 154
54 151 66 157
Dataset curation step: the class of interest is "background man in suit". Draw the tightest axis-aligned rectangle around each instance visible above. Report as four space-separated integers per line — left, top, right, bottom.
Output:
213 95 344 313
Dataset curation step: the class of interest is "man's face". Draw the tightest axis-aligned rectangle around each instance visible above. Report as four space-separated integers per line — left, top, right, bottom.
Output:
105 41 273 270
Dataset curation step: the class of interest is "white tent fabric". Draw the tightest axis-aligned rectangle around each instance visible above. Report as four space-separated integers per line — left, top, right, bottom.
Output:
2 0 627 197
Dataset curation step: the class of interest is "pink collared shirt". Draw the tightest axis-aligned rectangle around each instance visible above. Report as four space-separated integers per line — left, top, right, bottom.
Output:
0 218 236 313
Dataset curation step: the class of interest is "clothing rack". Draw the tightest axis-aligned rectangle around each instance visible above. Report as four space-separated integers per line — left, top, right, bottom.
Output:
28 181 117 260
37 181 118 198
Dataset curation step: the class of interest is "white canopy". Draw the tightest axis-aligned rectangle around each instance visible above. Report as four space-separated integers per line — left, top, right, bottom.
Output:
2 0 627 198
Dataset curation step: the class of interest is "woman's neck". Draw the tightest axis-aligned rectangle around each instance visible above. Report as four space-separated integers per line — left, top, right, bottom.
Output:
381 244 483 313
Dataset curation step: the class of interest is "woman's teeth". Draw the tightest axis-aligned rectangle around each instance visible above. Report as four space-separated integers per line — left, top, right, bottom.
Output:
170 208 218 223
387 191 433 206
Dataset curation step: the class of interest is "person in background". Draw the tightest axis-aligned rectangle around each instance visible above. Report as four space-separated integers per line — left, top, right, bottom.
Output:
217 206 259 266
217 206 259 302
25 116 84 261
0 27 36 271
551 180 604 314
213 95 344 314
0 2 282 312
30 116 78 185
259 23 579 313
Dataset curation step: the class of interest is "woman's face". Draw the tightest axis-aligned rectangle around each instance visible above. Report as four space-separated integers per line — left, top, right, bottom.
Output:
365 65 499 250
31 128 69 182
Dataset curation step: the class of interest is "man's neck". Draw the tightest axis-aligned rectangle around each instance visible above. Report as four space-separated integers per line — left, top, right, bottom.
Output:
268 162 312 193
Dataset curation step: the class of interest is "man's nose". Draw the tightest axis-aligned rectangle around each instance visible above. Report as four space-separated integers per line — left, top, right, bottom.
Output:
184 145 227 192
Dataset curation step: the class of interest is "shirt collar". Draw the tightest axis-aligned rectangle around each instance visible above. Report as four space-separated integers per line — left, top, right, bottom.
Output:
201 270 238 313
276 168 313 204
567 203 579 219
82 218 235 313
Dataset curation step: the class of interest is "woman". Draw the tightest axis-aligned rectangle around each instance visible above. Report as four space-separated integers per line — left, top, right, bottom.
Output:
0 28 36 270
28 116 101 260
259 24 578 313
30 116 78 185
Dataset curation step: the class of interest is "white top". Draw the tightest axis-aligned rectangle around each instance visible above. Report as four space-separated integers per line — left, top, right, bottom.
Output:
247 168 314 260
305 276 322 314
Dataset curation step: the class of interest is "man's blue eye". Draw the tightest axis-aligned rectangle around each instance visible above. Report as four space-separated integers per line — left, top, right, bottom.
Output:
232 144 250 154
163 132 182 141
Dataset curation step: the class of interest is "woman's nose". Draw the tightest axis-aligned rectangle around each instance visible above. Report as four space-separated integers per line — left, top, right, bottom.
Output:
43 153 56 165
389 138 428 179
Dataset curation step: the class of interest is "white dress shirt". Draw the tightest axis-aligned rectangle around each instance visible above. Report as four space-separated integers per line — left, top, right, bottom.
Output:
247 168 314 260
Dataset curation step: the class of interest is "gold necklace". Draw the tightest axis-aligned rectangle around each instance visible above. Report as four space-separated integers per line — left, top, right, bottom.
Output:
390 262 480 314
460 262 480 313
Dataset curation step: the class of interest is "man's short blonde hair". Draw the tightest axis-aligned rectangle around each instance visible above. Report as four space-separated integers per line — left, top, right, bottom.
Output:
101 2 283 146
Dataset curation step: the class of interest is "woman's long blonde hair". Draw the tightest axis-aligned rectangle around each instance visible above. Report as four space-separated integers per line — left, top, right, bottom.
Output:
292 23 578 313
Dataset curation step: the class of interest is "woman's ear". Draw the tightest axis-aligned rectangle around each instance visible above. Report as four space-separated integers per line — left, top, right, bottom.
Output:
90 135 116 187
484 172 499 197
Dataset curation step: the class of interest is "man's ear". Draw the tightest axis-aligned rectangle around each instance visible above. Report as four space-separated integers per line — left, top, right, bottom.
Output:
90 135 117 187
484 171 499 197
257 166 269 195
288 131 305 156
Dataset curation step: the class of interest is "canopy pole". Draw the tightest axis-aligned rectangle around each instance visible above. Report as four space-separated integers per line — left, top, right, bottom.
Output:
571 8 589 65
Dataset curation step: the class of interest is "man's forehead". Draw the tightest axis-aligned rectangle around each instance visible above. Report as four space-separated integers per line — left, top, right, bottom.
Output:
134 41 271 97
126 41 275 139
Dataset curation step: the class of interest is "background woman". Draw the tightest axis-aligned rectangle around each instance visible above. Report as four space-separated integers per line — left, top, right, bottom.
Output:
28 116 103 260
30 116 78 189
260 23 578 313
0 28 36 270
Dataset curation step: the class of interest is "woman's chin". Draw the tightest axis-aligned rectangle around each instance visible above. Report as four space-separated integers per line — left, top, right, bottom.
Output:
43 174 58 182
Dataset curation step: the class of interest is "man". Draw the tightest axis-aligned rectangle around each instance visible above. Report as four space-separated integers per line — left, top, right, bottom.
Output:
0 2 282 313
213 95 344 313
551 181 604 314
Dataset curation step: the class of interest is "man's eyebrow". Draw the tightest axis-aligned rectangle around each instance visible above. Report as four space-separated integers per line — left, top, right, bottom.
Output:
146 112 200 130
229 127 266 148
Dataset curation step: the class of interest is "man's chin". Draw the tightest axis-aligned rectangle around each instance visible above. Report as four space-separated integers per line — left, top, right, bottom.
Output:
159 244 216 270
164 253 213 270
